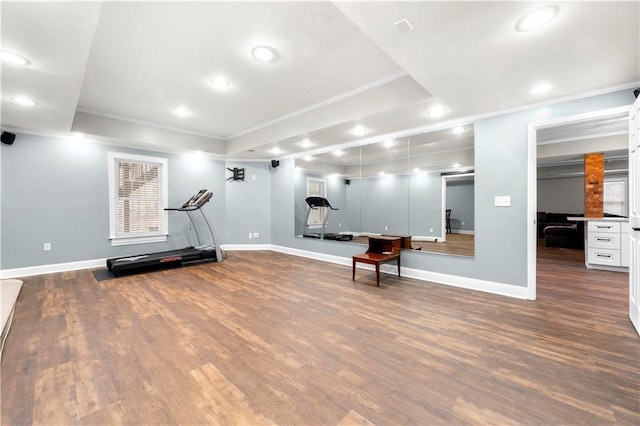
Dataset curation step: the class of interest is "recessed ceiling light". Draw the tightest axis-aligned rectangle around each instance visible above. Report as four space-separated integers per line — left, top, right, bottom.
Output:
453 163 460 168
530 83 552 95
10 96 38 106
303 156 314 162
452 126 467 134
379 171 385 176
1 50 31 66
333 150 344 157
383 140 395 148
298 139 314 148
172 105 192 118
413 168 421 173
515 6 559 32
252 45 279 62
427 105 448 118
350 126 368 136
209 77 230 90
270 147 284 155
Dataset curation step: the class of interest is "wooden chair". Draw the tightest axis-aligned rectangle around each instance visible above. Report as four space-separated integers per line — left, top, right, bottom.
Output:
445 209 452 234
352 236 401 286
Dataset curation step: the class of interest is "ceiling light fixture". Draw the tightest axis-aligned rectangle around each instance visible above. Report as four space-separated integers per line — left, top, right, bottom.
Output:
303 156 314 162
453 163 460 168
333 150 344 157
350 126 368 136
515 6 559 32
209 77 230 90
298 139 314 148
172 105 192 118
383 140 395 148
1 50 31 66
270 147 284 155
10 96 38 106
452 126 467 134
530 83 552 95
427 105 448 118
251 45 279 62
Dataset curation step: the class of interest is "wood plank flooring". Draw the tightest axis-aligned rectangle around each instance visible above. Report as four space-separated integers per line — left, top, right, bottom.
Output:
1 247 638 425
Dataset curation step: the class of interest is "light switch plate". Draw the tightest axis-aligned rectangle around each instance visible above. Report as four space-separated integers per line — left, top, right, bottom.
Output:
495 196 511 207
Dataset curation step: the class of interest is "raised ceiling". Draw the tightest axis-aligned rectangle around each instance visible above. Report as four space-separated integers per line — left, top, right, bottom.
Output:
1 1 638 159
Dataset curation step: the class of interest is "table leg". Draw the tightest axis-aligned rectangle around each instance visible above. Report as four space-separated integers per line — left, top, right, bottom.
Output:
397 257 401 277
376 263 380 287
352 258 356 281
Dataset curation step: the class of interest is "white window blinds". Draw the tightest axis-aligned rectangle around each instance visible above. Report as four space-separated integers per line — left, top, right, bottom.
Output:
108 152 168 246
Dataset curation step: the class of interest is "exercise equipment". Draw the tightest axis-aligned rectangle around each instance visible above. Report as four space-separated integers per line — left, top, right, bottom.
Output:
106 189 222 275
302 196 353 241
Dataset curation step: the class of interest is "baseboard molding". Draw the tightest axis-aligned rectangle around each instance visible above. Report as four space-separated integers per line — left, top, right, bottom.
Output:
453 230 475 235
0 258 106 279
271 245 528 300
0 245 528 300
221 244 272 251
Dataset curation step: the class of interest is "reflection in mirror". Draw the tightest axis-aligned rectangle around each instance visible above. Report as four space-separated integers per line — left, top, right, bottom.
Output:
294 147 361 241
293 125 475 257
408 126 475 256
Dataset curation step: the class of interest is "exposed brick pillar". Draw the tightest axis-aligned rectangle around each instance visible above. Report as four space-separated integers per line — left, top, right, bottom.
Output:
584 153 604 217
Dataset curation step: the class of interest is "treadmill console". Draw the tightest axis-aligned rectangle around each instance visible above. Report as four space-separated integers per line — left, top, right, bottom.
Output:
181 190 212 210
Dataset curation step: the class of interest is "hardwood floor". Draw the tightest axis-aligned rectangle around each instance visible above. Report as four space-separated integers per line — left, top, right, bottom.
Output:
2 248 638 425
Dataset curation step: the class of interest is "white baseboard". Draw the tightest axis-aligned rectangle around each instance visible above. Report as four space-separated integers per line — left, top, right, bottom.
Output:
453 230 475 235
271 245 528 300
0 258 106 279
0 245 528 300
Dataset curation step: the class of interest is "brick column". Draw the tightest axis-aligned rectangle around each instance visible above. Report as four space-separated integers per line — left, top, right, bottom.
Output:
584 153 604 217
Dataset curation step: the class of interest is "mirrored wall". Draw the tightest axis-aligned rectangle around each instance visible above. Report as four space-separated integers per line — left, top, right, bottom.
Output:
294 126 475 257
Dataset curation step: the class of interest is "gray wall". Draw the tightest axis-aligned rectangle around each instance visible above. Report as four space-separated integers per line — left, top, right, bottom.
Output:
447 180 475 232
0 134 271 269
360 175 409 235
537 176 585 213
408 171 442 236
269 89 635 288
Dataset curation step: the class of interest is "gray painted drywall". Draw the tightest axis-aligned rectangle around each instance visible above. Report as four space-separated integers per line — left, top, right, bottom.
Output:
360 175 409 235
537 176 585 213
447 180 475 232
224 161 272 244
269 89 635 288
408 171 442 236
0 134 233 269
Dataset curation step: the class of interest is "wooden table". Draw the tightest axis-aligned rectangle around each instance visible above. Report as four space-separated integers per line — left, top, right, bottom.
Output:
352 236 401 286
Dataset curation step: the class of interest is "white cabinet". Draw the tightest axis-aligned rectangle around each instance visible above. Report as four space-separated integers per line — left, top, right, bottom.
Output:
586 220 629 271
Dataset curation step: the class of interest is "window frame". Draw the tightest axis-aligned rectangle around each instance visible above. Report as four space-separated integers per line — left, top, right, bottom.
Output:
603 178 627 217
108 152 169 246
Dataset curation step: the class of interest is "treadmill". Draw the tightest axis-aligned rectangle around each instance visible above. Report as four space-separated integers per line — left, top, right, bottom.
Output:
106 189 222 276
302 196 353 241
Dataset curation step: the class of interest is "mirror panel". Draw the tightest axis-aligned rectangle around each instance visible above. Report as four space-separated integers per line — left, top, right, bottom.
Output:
293 126 474 257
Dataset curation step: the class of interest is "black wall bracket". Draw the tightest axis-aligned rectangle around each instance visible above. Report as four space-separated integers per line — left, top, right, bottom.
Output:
226 167 245 181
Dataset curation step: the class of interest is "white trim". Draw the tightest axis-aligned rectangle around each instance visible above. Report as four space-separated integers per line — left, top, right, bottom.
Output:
109 234 168 246
453 230 475 235
0 259 106 279
527 105 632 301
228 71 409 139
221 244 272 251
0 246 528 299
271 245 529 299
108 152 169 246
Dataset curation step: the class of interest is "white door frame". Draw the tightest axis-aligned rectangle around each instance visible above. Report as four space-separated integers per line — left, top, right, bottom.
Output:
527 105 631 300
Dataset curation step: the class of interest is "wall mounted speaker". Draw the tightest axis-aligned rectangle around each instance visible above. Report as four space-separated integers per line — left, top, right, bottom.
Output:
271 160 280 168
1 131 16 145
345 179 351 185
634 88 640 99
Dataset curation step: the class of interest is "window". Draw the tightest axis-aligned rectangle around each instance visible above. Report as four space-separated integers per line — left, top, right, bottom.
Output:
108 152 168 246
306 177 326 229
603 179 626 216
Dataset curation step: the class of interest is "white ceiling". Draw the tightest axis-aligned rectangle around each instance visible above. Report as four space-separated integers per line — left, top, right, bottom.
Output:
1 1 638 160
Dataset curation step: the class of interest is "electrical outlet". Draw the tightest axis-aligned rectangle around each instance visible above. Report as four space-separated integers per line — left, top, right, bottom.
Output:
338 223 342 227
462 221 465 226
253 232 259 238
44 243 51 251
248 232 253 239
429 228 433 233
385 226 388 231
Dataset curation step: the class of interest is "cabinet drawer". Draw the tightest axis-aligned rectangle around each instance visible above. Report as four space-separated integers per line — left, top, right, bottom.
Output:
588 248 621 266
588 232 620 249
588 221 620 233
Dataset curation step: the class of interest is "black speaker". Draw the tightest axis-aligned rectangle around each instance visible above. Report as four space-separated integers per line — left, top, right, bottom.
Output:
271 160 280 168
634 88 640 99
345 179 351 185
1 131 16 145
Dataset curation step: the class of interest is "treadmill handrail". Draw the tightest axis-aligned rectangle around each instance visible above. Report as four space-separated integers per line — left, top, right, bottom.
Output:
305 196 338 210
